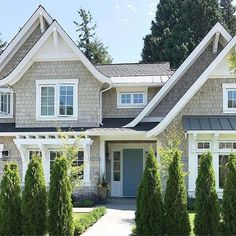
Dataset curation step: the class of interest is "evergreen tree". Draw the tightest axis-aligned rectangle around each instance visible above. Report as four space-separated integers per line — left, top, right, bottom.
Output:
22 155 47 236
74 8 112 64
135 148 164 236
142 0 224 68
194 152 220 235
48 156 74 236
0 33 6 55
220 0 236 34
222 153 236 234
0 163 22 236
164 150 191 236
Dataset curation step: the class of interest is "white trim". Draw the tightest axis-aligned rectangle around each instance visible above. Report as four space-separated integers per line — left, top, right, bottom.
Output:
0 21 111 87
222 83 236 113
147 36 236 137
125 23 232 128
35 79 78 120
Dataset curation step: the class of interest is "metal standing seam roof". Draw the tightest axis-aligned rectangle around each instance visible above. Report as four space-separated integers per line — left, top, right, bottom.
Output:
183 116 236 131
95 62 174 77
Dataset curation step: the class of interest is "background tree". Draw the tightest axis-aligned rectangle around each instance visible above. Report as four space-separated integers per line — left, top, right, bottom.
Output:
194 152 220 235
0 163 22 235
222 153 236 234
164 150 191 236
74 8 112 64
48 156 74 236
220 0 236 34
135 148 164 236
22 155 47 236
0 33 6 55
142 0 230 68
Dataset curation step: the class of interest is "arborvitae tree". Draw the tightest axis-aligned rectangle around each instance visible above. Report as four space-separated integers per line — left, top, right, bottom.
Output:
220 0 236 34
135 148 164 236
48 156 74 236
222 153 236 234
22 155 47 236
74 8 112 64
164 150 191 236
194 152 220 235
142 0 224 68
0 162 22 236
0 33 6 55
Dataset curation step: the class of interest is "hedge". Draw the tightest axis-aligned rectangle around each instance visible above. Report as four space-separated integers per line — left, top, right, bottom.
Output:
74 207 106 235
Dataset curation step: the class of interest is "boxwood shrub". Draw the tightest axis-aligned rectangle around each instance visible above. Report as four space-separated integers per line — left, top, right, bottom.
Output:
74 207 106 235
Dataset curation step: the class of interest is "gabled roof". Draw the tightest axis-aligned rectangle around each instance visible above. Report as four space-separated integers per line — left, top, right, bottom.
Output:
125 22 232 128
147 34 236 137
0 6 111 86
95 62 173 77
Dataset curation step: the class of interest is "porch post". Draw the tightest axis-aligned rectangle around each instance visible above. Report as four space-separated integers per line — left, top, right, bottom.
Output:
38 144 50 184
99 138 106 178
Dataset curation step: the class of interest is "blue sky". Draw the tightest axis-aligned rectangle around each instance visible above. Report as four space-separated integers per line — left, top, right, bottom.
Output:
1 0 236 63
0 0 158 63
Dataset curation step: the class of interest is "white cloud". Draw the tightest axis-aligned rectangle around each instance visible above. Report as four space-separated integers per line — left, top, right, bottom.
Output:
147 0 156 18
126 3 137 12
115 4 121 10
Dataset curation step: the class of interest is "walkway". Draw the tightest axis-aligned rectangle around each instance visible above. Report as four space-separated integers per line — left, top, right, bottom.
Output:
82 198 136 236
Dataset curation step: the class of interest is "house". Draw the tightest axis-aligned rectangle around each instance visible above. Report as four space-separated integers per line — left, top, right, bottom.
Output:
0 6 235 198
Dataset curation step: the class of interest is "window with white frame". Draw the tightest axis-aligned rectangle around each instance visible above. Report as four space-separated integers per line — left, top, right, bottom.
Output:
219 141 236 150
0 89 13 117
72 151 84 177
36 80 78 120
28 150 42 160
117 88 147 108
49 150 62 173
197 141 211 150
219 155 229 189
223 84 236 113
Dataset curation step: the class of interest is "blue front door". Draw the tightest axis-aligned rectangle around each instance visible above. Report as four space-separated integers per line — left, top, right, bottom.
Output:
123 149 143 197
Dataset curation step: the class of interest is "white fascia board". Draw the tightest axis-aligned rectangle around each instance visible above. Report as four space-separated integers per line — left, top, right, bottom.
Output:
0 131 85 137
0 21 112 86
84 130 147 136
147 35 236 137
113 83 164 87
0 6 53 66
124 23 232 128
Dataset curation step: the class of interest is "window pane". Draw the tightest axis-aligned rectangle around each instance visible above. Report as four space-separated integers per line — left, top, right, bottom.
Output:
228 90 236 108
0 93 10 114
60 96 66 106
50 151 61 173
73 151 84 177
198 142 203 149
113 152 121 181
41 87 55 116
59 85 74 116
29 150 42 160
219 155 229 189
133 93 144 104
121 94 131 104
113 172 120 181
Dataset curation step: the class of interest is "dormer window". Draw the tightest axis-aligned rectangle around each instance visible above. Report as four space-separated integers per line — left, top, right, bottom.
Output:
116 88 147 108
36 80 78 120
0 88 14 118
223 84 236 113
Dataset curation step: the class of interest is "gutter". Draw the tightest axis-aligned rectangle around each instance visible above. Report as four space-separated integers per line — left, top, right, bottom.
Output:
99 83 112 125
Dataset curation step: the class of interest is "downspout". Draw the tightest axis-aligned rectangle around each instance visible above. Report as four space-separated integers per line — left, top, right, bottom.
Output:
99 83 112 125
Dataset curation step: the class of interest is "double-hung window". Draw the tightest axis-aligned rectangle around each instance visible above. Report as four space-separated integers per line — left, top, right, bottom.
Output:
36 80 78 120
0 89 13 117
223 84 236 113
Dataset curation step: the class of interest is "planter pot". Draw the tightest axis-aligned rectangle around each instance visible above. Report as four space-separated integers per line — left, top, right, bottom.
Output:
97 186 108 204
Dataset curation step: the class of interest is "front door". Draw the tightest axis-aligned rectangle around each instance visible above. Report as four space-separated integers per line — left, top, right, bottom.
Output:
123 149 143 197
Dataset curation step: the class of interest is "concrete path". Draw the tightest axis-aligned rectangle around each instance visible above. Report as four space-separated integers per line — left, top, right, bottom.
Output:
82 198 136 236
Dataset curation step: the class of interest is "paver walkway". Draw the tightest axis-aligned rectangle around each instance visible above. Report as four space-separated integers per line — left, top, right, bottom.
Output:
82 198 136 236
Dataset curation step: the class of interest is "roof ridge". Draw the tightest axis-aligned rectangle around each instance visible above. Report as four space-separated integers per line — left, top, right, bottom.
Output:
95 62 170 66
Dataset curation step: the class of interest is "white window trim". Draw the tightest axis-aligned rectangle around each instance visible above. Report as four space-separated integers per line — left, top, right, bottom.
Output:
116 87 148 108
196 141 212 151
0 88 14 119
222 83 236 113
36 79 78 121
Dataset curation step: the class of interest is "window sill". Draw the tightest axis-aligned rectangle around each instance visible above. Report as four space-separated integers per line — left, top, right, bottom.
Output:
117 105 146 109
36 116 78 121
0 115 13 119
223 109 236 113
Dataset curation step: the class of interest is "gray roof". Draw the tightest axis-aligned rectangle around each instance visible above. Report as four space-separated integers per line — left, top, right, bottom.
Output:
95 62 173 77
183 116 236 131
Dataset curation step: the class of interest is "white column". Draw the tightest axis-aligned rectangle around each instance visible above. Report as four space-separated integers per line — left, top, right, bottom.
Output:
15 144 28 183
188 133 198 197
38 144 50 184
212 133 219 192
99 139 106 178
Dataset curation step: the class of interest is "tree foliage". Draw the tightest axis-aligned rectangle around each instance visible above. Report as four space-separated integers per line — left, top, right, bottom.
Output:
0 162 22 236
0 33 6 55
135 148 164 236
22 155 47 236
222 153 236 235
48 156 74 236
194 152 220 235
142 0 231 68
164 150 191 236
74 8 112 64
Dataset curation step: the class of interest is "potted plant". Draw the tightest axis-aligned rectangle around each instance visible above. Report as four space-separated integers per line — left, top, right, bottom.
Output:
97 174 109 204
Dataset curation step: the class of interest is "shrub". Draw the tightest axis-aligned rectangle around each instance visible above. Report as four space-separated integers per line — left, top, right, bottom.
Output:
0 162 22 235
74 207 106 235
194 152 220 235
135 148 164 236
164 150 191 236
222 153 236 234
72 193 98 207
74 199 95 207
22 155 47 236
48 156 74 236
